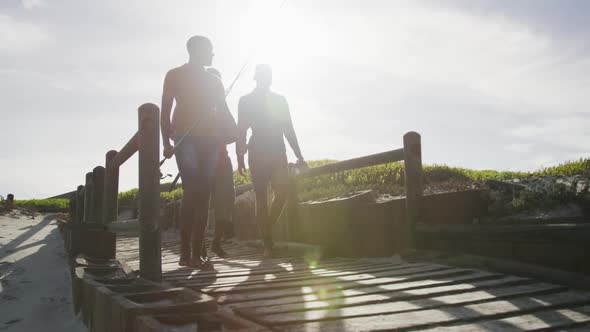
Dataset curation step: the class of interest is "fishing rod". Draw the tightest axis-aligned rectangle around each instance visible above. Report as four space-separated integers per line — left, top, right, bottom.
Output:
164 59 251 190
159 58 250 171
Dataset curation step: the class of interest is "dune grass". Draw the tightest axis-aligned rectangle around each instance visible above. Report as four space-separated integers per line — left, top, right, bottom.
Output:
115 157 589 205
12 199 70 213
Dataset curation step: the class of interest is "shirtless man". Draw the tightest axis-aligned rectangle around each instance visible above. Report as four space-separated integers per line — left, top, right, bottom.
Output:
236 64 306 257
161 36 230 268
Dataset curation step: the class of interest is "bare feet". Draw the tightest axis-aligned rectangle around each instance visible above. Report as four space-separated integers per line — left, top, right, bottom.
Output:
212 242 227 258
200 244 210 263
178 254 190 267
189 257 213 270
263 248 273 259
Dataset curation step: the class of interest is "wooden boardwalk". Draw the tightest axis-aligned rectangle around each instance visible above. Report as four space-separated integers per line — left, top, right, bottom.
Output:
117 234 590 331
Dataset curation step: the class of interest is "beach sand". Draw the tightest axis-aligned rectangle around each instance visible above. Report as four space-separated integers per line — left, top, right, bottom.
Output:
0 212 85 331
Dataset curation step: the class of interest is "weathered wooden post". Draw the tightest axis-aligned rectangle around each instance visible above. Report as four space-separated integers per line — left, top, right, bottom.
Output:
92 166 105 223
83 172 94 222
75 185 84 223
6 194 14 210
286 176 299 241
103 150 120 224
138 103 162 281
69 198 76 222
403 132 423 250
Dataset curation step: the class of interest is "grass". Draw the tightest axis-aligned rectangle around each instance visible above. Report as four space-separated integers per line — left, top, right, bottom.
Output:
116 157 589 206
10 159 586 216
13 199 70 213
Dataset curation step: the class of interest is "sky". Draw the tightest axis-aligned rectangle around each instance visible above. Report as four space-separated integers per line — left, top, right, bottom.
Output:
1 0 589 199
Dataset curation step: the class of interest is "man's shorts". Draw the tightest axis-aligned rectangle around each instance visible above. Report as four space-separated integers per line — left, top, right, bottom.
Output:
174 135 218 193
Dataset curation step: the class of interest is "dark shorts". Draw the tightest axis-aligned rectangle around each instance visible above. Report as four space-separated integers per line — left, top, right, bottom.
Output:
174 136 218 195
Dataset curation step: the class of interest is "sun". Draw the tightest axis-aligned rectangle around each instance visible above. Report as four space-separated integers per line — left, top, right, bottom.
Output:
237 1 319 70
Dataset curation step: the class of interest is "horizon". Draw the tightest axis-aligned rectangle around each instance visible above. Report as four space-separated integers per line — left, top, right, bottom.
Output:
2 0 590 199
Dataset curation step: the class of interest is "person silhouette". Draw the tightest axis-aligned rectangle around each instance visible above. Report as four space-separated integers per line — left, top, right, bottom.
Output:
161 36 231 268
236 64 306 257
205 67 235 258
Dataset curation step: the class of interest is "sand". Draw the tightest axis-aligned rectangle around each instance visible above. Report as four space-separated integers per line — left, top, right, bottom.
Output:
0 211 85 331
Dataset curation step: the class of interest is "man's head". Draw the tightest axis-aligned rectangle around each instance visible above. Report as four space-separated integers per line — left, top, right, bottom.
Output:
186 35 213 66
254 64 272 89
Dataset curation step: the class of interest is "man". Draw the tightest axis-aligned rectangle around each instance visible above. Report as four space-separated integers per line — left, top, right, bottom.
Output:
161 36 230 268
237 64 306 257
206 67 235 258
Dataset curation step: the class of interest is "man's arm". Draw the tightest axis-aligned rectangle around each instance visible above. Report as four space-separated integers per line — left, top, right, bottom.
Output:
236 97 250 175
161 70 174 158
281 97 304 162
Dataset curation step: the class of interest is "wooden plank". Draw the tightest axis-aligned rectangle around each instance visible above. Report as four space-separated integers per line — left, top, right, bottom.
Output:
201 264 452 294
235 275 527 316
169 262 427 288
170 262 415 288
276 291 590 331
253 283 564 326
163 259 407 281
217 268 473 304
163 261 423 283
421 304 590 331
230 271 507 310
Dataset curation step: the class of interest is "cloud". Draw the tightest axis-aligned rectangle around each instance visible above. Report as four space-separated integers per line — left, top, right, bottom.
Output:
22 0 47 10
505 143 534 153
0 15 49 54
2 1 590 197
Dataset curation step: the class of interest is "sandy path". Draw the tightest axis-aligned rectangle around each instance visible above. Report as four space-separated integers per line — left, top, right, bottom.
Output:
0 212 85 331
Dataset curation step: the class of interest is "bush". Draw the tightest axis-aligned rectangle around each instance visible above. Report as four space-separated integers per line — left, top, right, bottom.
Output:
118 188 139 207
14 199 70 213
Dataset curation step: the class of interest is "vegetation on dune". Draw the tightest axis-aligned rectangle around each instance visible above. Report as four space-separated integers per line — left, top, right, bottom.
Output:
9 158 587 215
13 198 70 213
115 158 589 206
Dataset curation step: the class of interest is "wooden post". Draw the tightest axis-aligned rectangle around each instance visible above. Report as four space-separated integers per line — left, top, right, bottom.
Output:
92 166 105 223
403 131 423 250
138 103 161 281
6 194 14 210
83 172 94 223
69 198 76 222
286 177 299 242
75 185 84 223
103 150 119 224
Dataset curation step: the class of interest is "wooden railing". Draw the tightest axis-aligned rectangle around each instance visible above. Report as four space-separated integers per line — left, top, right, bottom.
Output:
69 103 161 281
69 102 422 281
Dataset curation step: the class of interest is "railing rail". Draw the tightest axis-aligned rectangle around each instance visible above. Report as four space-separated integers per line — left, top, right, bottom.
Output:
299 148 405 178
110 132 139 169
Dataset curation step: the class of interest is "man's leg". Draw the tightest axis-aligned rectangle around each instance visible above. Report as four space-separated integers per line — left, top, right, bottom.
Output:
189 138 218 267
174 138 200 266
178 191 196 265
249 154 273 254
269 155 290 226
253 185 272 250
212 154 235 257
190 186 210 266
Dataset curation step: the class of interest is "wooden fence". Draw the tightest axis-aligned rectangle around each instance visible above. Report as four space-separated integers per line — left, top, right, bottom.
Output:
70 103 161 281
69 102 423 281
